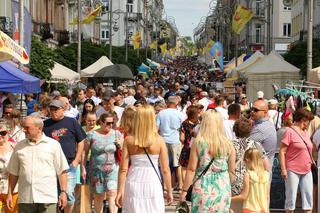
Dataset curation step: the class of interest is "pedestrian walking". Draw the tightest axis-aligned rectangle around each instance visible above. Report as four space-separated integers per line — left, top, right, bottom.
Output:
7 115 69 213
43 100 86 213
231 148 270 213
280 108 314 212
115 105 173 212
179 109 235 212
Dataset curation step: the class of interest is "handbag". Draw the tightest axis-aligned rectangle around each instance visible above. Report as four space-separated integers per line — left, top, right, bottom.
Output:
290 127 318 184
74 182 91 213
114 130 122 163
185 157 215 201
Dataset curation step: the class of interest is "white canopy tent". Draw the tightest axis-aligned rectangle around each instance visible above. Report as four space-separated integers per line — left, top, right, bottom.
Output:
224 54 246 73
227 51 264 78
244 51 301 101
49 62 80 83
80 56 113 77
307 66 320 84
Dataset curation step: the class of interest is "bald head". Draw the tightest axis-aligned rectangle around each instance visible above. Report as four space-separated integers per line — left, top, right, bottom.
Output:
251 100 268 121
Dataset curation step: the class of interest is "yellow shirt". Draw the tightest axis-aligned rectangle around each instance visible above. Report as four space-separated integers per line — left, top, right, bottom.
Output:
243 170 270 212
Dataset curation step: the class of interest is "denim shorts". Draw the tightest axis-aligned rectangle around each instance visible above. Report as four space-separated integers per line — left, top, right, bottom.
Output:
66 164 77 205
285 170 313 211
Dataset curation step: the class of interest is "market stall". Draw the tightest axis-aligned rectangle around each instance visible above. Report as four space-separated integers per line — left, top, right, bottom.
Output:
80 56 113 77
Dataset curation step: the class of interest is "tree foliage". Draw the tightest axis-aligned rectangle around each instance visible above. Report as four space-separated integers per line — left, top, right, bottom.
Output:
283 39 320 78
30 36 55 80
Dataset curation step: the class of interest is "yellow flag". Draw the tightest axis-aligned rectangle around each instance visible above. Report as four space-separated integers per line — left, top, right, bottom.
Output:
149 40 158 50
160 43 167 56
132 32 141 50
232 4 253 34
169 47 176 56
82 5 102 24
69 5 102 25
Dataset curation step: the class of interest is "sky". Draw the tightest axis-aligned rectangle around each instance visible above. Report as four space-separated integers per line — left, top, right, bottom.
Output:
163 0 211 38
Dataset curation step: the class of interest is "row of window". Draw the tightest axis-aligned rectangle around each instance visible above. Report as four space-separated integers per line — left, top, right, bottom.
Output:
102 0 134 13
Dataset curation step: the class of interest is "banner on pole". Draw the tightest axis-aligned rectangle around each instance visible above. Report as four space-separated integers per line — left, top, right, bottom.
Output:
209 42 224 70
232 4 254 34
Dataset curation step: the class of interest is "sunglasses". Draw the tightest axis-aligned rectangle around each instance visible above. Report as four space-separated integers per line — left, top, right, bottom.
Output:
252 107 265 112
0 131 8 137
103 121 114 126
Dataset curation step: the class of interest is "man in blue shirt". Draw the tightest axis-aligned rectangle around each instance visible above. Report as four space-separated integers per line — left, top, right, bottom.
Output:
156 96 184 191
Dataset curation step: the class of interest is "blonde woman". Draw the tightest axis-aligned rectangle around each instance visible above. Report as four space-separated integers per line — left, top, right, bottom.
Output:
115 105 173 213
7 109 25 143
179 109 236 212
118 106 136 137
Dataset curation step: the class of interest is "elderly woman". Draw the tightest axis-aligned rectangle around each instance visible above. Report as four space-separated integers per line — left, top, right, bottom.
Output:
280 108 314 213
230 117 269 213
0 120 18 213
83 112 123 213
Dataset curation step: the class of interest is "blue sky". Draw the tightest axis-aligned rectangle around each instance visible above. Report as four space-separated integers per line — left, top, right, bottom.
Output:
163 0 211 38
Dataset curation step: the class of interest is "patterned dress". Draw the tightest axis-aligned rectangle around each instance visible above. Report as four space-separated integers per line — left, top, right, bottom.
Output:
87 129 123 194
191 142 231 213
179 120 197 167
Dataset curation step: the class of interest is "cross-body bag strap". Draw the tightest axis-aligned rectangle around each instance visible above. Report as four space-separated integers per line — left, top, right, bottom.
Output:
191 156 215 186
143 148 163 187
289 127 316 165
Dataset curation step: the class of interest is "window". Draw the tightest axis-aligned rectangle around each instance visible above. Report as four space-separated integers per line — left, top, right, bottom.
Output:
255 24 262 43
101 26 109 40
127 4 133 13
102 0 109 12
127 0 133 3
283 23 291 36
284 6 291 10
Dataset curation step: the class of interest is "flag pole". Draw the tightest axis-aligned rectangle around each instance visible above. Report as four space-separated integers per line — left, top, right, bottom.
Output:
77 0 81 73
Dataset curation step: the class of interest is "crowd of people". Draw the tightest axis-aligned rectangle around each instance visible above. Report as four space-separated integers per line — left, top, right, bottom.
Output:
0 57 319 213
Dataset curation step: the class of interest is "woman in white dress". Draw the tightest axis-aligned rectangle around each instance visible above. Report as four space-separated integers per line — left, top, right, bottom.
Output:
115 105 173 212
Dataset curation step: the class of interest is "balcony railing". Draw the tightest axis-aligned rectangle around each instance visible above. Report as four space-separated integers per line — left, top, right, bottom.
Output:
248 35 265 44
127 13 142 22
56 30 70 46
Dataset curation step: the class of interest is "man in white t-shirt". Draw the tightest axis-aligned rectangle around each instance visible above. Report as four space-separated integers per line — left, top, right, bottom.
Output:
215 96 228 120
224 104 241 140
268 99 282 130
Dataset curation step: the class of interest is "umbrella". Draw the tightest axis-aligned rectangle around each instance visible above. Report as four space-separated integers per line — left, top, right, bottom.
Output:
94 64 134 80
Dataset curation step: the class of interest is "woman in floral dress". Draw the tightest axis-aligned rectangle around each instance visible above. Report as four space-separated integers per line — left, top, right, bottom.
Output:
180 109 236 212
179 105 199 182
84 112 123 213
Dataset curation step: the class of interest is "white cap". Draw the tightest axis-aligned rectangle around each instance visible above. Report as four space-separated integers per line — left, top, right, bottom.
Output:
269 99 278 105
257 91 264 99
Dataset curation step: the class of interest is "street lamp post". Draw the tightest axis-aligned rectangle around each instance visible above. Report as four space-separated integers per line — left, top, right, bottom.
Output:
109 0 113 61
77 0 81 73
307 0 313 81
125 4 129 63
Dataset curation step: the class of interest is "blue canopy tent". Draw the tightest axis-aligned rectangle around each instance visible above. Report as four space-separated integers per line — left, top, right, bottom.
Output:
0 61 41 94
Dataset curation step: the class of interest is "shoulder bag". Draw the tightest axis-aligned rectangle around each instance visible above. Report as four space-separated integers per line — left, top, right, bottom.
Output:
289 127 318 184
185 157 215 201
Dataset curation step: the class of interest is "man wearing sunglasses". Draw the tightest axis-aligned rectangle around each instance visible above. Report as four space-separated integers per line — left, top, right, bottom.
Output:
43 100 86 213
249 100 277 177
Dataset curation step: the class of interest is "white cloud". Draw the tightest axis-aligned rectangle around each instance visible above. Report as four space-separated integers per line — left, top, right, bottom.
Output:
163 0 211 37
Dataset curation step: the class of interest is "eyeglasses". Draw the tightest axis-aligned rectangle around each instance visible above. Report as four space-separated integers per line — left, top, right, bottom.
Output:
103 121 114 126
0 131 8 137
252 107 265 113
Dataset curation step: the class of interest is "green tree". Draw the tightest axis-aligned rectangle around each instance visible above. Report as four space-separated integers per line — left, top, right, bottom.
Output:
283 39 320 78
30 36 55 80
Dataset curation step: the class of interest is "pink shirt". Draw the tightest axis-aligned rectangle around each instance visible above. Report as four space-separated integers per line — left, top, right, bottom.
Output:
281 127 313 174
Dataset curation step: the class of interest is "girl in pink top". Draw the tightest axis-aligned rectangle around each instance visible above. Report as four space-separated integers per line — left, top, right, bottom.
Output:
279 108 315 213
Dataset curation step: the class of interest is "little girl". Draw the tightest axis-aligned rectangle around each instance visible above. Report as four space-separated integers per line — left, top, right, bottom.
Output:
231 148 270 213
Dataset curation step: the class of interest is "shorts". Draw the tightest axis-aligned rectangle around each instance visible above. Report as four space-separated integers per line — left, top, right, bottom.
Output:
66 164 77 205
285 170 313 211
166 143 182 168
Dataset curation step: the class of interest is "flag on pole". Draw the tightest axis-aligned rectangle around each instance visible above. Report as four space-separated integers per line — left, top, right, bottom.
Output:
169 47 176 57
82 5 102 24
160 43 167 56
132 31 141 50
232 4 253 34
149 40 158 50
209 42 224 70
205 40 215 53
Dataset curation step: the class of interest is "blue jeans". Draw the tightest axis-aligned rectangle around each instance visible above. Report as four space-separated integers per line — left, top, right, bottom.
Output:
66 164 77 205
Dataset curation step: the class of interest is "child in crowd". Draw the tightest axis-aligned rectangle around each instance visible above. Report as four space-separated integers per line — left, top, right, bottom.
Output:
231 148 270 213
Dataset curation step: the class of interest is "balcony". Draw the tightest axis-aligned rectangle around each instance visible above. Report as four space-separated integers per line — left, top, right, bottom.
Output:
56 30 70 46
0 16 11 34
248 35 265 45
40 23 54 40
127 13 142 22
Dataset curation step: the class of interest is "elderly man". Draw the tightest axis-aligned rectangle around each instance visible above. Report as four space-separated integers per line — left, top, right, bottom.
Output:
6 115 69 213
43 100 86 213
250 99 277 175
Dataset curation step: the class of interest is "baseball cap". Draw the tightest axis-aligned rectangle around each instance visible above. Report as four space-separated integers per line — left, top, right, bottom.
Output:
49 100 64 108
257 91 264 99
